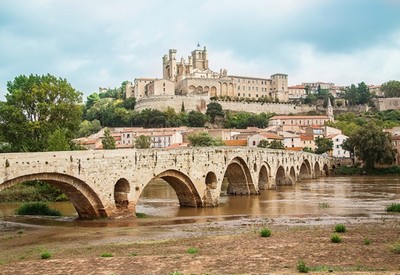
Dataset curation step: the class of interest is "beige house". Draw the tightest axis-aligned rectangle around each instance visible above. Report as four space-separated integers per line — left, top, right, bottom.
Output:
288 85 306 100
247 133 284 147
278 131 302 149
269 115 331 128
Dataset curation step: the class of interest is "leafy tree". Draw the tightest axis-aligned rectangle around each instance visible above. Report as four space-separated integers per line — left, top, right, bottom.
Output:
86 93 100 109
344 82 371 105
381 80 400 98
269 140 285 149
47 128 71 151
314 137 333 154
304 94 317 105
302 147 314 153
188 111 206 127
188 132 224 147
342 122 394 170
0 74 83 152
258 140 270 148
102 127 116 149
135 135 151 149
206 102 224 123
134 109 166 128
78 119 102 137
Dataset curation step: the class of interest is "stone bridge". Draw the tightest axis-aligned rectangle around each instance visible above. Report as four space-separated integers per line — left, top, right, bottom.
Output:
0 147 331 219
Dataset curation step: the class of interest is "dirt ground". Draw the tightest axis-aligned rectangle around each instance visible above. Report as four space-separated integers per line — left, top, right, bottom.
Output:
0 216 399 275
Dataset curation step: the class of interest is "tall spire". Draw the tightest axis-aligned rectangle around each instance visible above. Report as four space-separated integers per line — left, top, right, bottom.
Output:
327 97 334 122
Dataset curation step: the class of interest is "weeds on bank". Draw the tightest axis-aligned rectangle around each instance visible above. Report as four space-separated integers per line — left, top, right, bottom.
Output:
318 202 330 209
260 228 272 237
41 251 52 259
386 203 400 212
296 260 309 273
308 265 386 272
391 242 400 254
186 247 199 254
100 252 113 257
169 272 183 275
16 202 61 216
136 212 147 218
334 224 346 233
364 238 371 245
331 233 342 243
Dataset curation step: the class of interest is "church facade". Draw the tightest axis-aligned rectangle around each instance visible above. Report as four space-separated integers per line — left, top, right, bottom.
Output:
126 46 289 103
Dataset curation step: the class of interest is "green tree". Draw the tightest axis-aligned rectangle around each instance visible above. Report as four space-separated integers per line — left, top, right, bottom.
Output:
314 137 333 154
86 93 100 109
0 74 83 152
206 102 224 123
47 128 71 151
188 132 224 147
344 82 371 105
188 111 205 127
269 140 285 149
102 128 116 149
381 80 400 98
342 122 394 170
258 140 270 148
135 135 151 149
78 119 102 137
302 147 314 153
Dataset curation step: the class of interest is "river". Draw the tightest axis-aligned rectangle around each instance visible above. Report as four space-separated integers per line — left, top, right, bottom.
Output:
0 176 399 226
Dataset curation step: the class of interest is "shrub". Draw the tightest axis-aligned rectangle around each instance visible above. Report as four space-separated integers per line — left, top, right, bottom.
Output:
100 252 113 257
386 203 400 212
364 239 371 245
334 224 346 233
331 233 342 243
260 228 272 237
186 247 199 254
297 260 309 273
16 202 62 216
41 251 52 259
136 212 147 218
391 242 400 254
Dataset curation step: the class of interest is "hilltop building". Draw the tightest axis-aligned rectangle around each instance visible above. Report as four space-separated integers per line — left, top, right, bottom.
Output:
126 46 289 103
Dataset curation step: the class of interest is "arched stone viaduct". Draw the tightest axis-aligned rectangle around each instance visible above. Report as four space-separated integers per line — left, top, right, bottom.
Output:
0 148 331 219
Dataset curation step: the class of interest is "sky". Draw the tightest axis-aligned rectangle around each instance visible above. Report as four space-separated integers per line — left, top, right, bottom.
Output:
1 0 400 99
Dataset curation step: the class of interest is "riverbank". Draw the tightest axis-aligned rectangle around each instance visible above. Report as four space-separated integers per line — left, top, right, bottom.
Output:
0 215 399 274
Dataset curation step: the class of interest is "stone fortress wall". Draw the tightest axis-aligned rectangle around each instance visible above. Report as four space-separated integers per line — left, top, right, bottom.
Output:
134 95 317 114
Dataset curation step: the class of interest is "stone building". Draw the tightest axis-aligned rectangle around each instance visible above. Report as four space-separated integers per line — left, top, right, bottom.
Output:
126 46 288 102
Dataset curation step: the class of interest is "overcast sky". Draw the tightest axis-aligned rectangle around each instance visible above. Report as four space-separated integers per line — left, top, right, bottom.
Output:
1 0 400 99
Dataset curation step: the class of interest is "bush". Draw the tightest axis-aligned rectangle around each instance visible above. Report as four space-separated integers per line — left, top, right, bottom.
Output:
391 242 400 254
364 239 371 245
41 251 52 259
186 247 199 254
136 212 147 218
331 233 342 243
16 202 62 216
100 252 113 257
297 260 309 273
386 203 400 212
260 228 272 237
334 224 346 233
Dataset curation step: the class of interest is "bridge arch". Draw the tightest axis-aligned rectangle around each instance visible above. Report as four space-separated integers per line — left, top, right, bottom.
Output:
114 178 130 211
0 173 106 219
323 163 330 176
205 171 218 190
224 157 256 195
258 163 271 190
275 166 286 186
299 160 312 179
142 169 202 207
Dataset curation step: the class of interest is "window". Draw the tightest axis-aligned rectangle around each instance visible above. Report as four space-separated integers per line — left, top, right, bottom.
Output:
253 141 256 146
238 86 240 90
238 93 240 96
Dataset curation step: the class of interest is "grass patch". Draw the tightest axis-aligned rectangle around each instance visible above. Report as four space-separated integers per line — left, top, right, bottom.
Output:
41 251 52 259
308 265 386 272
260 228 272 237
296 260 309 273
364 238 371 245
136 212 147 218
391 242 400 254
100 252 113 257
16 202 62 216
169 272 183 275
386 203 400 212
334 224 346 233
331 233 342 243
129 252 137 256
318 202 330 208
186 247 199 254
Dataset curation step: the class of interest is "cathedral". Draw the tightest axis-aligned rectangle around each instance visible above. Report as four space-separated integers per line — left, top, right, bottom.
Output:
126 46 289 102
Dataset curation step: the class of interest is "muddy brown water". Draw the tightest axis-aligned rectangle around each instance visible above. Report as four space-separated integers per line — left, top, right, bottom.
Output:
0 176 399 228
